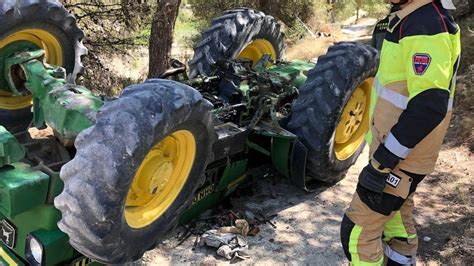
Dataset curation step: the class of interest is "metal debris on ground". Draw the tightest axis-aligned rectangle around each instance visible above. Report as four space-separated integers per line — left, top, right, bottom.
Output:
219 219 250 236
188 206 277 260
199 228 250 260
256 211 278 229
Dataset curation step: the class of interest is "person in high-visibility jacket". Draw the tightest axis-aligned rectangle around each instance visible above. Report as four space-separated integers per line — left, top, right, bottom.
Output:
340 0 461 265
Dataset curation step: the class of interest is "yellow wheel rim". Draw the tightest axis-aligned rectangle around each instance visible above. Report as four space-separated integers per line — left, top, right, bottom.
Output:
334 78 373 160
237 39 277 66
0 29 63 110
125 130 196 229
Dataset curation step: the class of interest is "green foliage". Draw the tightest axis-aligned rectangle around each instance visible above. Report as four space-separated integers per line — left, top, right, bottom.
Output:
174 7 207 48
188 0 316 45
62 0 154 49
285 22 308 44
332 0 390 22
188 0 314 26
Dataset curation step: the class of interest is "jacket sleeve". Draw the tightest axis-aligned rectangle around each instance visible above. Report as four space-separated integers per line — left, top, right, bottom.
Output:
373 33 453 169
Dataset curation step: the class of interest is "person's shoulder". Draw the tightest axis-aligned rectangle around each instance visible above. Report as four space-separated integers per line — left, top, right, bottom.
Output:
401 3 458 39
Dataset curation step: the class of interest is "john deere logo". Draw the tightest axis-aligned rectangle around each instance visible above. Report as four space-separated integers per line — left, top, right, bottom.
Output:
0 220 15 249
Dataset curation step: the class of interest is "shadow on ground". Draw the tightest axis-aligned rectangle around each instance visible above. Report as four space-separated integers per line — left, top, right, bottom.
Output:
142 148 366 265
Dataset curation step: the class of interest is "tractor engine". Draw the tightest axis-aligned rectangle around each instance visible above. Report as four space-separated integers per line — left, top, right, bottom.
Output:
188 58 300 128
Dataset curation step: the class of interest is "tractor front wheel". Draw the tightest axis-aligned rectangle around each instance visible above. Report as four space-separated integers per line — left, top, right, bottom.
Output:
288 42 379 183
54 80 215 263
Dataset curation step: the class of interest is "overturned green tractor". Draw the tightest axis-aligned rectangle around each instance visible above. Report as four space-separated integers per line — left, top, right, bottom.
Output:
0 1 378 265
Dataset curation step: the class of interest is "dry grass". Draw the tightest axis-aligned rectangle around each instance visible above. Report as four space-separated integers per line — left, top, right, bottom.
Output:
286 37 336 61
286 27 345 61
285 7 343 61
79 47 147 97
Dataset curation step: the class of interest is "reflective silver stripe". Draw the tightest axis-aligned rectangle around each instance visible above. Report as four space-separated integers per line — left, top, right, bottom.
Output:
449 54 461 92
374 78 409 109
383 244 415 265
375 77 454 111
385 132 411 159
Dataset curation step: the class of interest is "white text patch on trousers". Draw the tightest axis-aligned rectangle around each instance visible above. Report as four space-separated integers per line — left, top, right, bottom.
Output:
386 174 401 188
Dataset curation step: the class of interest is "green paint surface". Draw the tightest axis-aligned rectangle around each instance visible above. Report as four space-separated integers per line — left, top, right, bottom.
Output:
20 58 103 141
32 229 74 265
271 137 292 177
3 50 103 142
0 163 49 218
0 243 24 265
0 127 25 167
10 205 63 260
268 59 314 88
180 159 248 224
0 164 76 263
0 41 39 94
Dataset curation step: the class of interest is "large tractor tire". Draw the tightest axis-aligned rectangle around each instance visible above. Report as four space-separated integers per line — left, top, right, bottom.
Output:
188 8 285 78
0 0 86 131
287 42 379 183
54 80 215 263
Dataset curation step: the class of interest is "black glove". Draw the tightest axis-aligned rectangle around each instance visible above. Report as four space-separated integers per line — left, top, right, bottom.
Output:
358 161 390 205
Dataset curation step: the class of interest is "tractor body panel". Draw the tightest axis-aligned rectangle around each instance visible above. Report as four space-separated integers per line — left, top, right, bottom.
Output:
0 244 24 265
267 59 314 88
0 127 25 167
4 50 103 145
0 163 49 218
180 159 248 224
0 162 78 264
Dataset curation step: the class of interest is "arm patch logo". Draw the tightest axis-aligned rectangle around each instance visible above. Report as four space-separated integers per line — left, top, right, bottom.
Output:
413 54 431 75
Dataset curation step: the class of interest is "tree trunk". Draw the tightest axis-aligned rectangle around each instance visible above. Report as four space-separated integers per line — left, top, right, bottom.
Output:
327 0 337 24
355 0 362 23
148 0 181 78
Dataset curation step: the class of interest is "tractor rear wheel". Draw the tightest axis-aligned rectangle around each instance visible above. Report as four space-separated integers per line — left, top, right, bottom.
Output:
54 80 215 263
0 0 86 131
188 8 285 78
287 42 379 183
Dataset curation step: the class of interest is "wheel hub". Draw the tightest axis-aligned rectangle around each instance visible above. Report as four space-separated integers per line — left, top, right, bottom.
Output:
335 89 366 144
149 161 173 195
125 130 196 229
238 39 277 66
334 78 373 160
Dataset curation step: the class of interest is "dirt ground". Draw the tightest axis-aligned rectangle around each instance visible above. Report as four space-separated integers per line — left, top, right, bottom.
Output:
141 144 472 265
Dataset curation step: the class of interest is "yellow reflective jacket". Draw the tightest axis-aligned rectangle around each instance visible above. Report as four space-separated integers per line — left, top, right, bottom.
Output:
368 0 461 175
